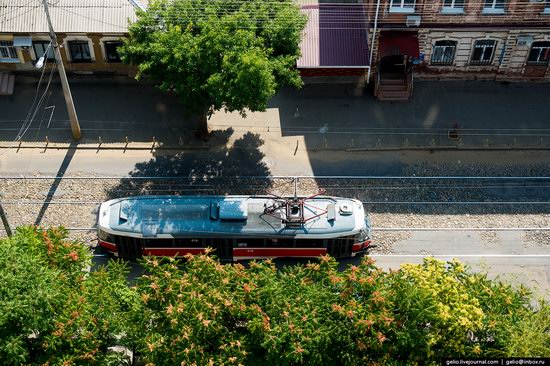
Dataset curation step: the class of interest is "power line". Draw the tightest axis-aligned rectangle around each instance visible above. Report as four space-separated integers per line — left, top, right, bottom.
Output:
0 4 40 23
0 49 56 158
5 2 548 31
0 0 37 17
50 5 130 30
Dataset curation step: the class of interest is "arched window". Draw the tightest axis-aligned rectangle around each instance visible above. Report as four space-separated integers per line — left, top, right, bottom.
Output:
527 42 550 66
431 40 457 65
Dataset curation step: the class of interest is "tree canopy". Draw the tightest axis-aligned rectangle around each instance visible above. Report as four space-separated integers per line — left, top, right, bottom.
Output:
119 0 308 134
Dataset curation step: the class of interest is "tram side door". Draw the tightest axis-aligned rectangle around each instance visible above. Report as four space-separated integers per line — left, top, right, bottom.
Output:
116 236 143 259
212 238 233 262
327 237 353 259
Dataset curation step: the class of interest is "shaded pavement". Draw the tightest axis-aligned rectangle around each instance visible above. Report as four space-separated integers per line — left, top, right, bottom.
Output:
1 77 549 151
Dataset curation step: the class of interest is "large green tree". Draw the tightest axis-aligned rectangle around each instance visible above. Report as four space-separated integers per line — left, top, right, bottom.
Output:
120 0 307 136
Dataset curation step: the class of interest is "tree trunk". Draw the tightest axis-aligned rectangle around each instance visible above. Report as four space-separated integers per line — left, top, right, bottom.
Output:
194 112 210 140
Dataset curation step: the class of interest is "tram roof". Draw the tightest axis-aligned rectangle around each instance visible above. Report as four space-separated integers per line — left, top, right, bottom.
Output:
100 195 363 238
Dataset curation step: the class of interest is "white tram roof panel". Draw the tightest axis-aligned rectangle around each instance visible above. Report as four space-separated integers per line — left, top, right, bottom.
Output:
100 196 363 237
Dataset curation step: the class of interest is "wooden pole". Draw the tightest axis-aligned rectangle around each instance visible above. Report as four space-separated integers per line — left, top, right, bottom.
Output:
41 0 81 140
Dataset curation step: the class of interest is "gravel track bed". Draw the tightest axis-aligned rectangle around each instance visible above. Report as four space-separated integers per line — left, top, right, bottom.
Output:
1 170 549 253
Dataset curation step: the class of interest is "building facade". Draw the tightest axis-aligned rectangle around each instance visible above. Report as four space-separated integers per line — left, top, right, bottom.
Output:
366 0 550 86
0 0 144 75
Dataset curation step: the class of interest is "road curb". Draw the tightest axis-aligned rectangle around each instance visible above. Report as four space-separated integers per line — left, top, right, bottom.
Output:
1 142 549 152
0 142 210 151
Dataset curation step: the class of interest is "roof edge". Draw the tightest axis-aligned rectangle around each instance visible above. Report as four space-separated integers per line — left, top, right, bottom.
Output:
127 0 146 11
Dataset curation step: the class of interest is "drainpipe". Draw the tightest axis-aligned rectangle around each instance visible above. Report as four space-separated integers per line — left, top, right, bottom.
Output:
497 38 507 80
367 0 382 83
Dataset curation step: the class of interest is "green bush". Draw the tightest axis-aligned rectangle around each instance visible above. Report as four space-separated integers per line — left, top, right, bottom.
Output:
0 227 136 365
1 227 548 365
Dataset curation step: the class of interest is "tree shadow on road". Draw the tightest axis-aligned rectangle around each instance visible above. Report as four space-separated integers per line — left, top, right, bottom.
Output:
105 128 274 199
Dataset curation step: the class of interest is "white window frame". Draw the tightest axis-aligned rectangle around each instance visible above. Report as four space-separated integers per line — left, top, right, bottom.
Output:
431 40 458 65
441 0 465 14
389 0 416 13
544 1 550 15
483 0 505 14
526 42 550 66
470 40 497 65
0 40 19 63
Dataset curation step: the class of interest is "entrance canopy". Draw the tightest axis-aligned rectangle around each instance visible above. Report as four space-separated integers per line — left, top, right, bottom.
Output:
297 3 369 68
378 31 419 59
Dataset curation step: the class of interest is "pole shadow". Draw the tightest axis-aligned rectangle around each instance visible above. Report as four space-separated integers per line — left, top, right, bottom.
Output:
34 142 78 226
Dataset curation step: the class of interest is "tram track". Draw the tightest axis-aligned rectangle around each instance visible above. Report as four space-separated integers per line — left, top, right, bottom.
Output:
1 175 549 253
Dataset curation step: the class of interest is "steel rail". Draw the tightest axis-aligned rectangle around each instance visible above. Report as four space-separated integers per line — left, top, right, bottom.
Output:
375 227 550 231
1 200 549 205
1 176 550 180
3 227 550 232
362 201 550 205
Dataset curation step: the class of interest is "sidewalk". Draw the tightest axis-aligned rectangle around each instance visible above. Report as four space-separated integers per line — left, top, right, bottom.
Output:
210 80 550 151
1 78 550 151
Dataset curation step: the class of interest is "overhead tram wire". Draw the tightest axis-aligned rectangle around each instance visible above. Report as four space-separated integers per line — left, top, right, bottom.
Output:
39 0 550 10
2 119 549 138
4 2 548 25
0 6 39 23
30 4 550 32
0 0 538 5
0 0 37 17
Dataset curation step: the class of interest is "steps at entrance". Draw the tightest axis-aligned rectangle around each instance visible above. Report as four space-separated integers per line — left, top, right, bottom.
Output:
379 72 404 80
377 90 411 101
379 83 408 91
0 72 15 96
377 74 410 101
380 78 406 85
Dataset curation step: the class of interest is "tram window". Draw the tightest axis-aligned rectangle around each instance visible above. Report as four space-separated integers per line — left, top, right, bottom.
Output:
295 239 323 248
235 239 265 248
266 238 293 247
174 238 204 248
142 239 175 248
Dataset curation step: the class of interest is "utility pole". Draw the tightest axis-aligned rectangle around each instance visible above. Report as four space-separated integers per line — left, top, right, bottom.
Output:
41 0 81 140
0 201 12 237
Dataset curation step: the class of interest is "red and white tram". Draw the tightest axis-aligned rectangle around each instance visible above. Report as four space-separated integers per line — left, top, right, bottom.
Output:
97 194 371 261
